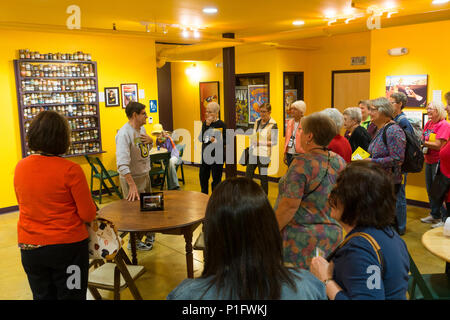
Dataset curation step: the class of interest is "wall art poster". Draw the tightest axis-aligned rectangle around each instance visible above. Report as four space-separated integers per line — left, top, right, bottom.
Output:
121 83 139 109
248 85 269 124
104 87 120 107
199 81 220 122
385 75 428 107
235 86 249 127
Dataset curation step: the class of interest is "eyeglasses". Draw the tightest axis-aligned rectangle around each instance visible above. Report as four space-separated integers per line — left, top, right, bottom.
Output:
368 107 378 112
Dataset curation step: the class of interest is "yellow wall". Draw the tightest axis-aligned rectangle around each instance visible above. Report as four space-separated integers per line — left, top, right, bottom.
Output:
370 19 450 203
0 29 158 208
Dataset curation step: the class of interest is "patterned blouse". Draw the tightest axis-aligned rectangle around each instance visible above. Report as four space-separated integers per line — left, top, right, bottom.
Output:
368 123 405 184
274 151 346 269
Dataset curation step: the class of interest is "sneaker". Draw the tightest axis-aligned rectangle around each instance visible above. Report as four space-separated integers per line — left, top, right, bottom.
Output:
127 240 153 251
420 215 440 224
145 233 155 244
431 221 445 228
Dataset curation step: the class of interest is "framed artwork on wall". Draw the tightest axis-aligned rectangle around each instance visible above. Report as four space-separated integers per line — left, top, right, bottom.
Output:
385 75 428 107
423 113 429 129
120 83 139 108
403 110 423 129
104 87 120 107
199 81 220 122
248 84 269 124
235 86 249 127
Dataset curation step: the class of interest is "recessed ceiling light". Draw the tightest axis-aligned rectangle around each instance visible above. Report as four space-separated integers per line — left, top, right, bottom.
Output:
324 9 337 18
182 29 189 38
203 7 218 14
293 20 305 26
384 1 396 9
432 0 449 3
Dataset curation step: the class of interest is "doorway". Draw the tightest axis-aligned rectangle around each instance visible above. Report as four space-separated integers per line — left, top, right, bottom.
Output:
331 69 370 113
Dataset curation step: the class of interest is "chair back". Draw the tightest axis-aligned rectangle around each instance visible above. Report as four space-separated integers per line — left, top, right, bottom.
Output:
85 155 101 175
150 152 170 165
94 157 109 175
408 252 434 299
176 144 186 158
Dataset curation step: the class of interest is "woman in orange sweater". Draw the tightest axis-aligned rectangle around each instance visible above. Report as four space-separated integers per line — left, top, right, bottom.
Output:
14 111 97 300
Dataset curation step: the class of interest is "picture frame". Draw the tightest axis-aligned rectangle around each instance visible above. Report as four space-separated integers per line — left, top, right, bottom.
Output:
248 84 269 124
104 87 120 107
423 113 429 129
120 83 139 109
199 81 220 122
235 86 249 127
403 110 423 129
385 75 428 108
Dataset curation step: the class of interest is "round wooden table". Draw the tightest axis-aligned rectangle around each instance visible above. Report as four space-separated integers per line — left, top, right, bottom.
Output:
422 226 450 275
98 190 209 278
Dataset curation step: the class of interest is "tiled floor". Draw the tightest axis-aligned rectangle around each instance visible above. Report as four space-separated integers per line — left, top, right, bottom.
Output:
0 165 445 299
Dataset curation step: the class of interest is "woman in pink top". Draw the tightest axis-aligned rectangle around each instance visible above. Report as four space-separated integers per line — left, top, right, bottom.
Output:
421 101 450 225
284 100 306 167
436 140 450 228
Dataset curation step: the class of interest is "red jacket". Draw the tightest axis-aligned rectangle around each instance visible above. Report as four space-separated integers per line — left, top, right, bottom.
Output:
14 155 97 245
328 135 352 163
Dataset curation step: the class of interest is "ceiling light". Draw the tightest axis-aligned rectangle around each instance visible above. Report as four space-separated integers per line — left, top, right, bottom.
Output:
193 30 200 38
324 9 337 18
384 1 396 9
182 29 189 38
203 7 218 14
343 7 354 15
292 20 305 26
432 0 449 3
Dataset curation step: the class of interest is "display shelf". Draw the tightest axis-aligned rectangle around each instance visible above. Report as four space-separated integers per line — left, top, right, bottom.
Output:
14 57 103 158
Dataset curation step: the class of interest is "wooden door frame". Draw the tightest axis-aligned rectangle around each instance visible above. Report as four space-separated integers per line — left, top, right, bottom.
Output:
331 69 370 107
282 71 304 137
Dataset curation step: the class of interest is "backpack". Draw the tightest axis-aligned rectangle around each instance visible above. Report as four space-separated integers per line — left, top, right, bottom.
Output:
397 114 423 141
383 122 424 173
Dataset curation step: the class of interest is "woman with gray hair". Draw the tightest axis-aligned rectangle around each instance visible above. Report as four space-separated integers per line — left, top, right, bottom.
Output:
284 100 306 167
343 107 372 152
322 108 352 163
366 97 406 208
420 101 450 225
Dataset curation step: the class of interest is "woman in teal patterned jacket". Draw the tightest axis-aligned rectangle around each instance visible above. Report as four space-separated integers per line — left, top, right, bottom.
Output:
275 112 346 269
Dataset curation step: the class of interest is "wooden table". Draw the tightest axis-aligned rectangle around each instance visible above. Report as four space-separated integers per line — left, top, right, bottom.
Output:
422 226 450 275
98 190 209 278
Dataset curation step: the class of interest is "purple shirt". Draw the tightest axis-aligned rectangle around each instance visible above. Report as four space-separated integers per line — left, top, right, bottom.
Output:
157 136 179 158
368 123 405 184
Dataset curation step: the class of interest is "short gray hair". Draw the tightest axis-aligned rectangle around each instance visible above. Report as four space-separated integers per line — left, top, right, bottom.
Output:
291 100 306 114
343 107 362 123
371 97 394 118
322 108 344 130
206 102 220 114
427 101 447 121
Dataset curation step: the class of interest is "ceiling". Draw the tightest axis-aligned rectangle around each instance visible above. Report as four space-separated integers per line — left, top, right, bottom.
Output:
0 0 449 44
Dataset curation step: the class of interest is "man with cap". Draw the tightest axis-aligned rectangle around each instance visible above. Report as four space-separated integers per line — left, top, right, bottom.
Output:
152 124 182 190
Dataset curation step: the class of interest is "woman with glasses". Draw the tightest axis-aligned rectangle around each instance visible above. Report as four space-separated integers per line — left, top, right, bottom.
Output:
275 112 346 270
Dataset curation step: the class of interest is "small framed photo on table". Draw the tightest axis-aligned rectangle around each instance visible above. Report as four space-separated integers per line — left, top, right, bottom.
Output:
104 87 120 107
140 192 164 211
121 83 139 109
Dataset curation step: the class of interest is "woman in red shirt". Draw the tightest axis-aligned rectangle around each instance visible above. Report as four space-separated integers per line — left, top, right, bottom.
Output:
14 111 97 300
322 108 352 163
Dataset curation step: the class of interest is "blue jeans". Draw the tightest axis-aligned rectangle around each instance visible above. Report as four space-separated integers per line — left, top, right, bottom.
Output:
395 173 407 233
425 163 447 219
167 156 183 190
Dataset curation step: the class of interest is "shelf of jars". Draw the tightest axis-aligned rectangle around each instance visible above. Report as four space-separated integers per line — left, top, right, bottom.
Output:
14 50 103 158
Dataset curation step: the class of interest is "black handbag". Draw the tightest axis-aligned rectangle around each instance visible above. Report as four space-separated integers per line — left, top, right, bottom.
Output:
430 162 450 205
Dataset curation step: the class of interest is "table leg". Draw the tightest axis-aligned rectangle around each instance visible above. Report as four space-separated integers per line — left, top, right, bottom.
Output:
183 227 194 278
130 232 138 265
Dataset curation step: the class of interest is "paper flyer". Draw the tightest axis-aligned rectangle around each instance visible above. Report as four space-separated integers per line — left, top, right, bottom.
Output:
351 147 371 161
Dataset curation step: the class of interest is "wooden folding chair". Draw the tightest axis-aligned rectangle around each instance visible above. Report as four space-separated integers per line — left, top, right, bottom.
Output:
88 248 146 300
149 152 170 190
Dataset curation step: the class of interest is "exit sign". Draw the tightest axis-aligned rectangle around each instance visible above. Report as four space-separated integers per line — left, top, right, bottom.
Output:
351 56 367 65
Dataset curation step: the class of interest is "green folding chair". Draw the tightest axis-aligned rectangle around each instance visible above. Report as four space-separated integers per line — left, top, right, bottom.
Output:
149 152 170 190
85 155 123 204
408 251 450 300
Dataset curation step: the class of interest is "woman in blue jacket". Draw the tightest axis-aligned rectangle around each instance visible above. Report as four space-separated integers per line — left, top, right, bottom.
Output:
310 161 410 300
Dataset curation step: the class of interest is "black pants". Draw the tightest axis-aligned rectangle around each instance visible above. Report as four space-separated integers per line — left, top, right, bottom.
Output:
393 183 402 234
246 161 270 195
199 162 224 194
21 238 89 300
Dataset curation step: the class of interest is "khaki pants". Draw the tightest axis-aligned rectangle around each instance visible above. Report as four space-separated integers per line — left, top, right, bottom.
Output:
119 174 153 242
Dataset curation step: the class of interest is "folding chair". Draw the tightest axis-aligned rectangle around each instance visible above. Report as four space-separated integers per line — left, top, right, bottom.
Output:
88 248 146 300
175 144 186 185
149 152 170 190
408 251 450 300
85 155 123 204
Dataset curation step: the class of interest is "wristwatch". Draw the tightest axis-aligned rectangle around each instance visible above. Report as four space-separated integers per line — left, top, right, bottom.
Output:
323 278 333 286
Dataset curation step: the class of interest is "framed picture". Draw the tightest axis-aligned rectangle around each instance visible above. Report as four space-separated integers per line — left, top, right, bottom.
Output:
199 81 220 122
104 87 120 107
423 113 429 129
120 83 139 109
248 84 269 124
403 110 423 129
235 86 249 127
385 75 428 107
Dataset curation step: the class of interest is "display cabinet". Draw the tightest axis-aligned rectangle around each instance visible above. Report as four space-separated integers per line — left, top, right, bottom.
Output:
14 52 103 158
